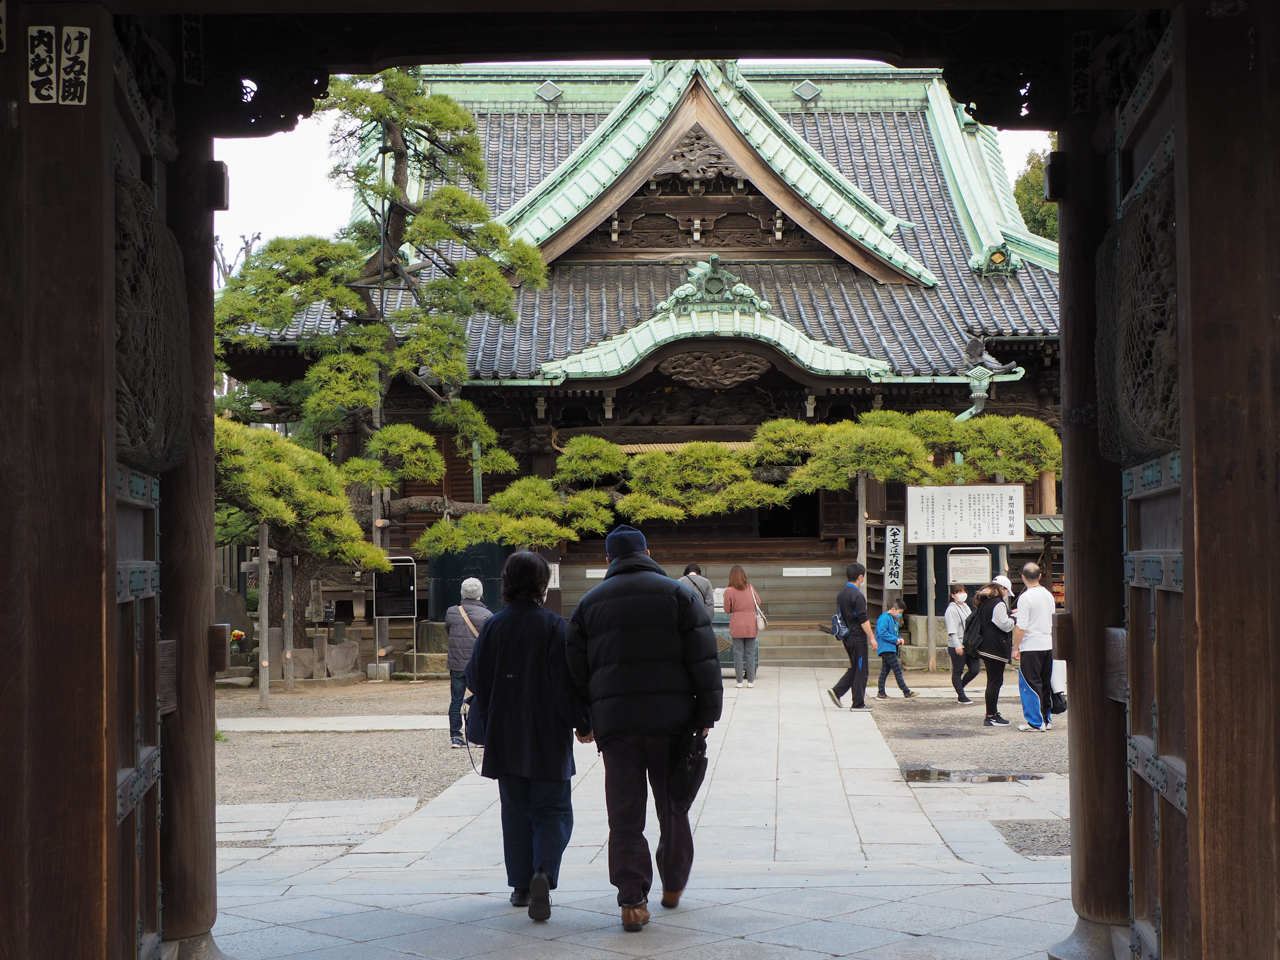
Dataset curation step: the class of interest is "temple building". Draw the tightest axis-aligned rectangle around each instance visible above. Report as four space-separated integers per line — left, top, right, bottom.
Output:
225 59 1062 623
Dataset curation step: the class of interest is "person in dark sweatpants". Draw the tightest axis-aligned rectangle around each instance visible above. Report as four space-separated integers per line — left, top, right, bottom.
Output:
567 525 723 933
466 552 591 922
874 598 918 699
827 563 874 710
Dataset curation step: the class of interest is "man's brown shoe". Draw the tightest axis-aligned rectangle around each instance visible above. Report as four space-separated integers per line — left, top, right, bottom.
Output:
660 890 683 909
621 904 650 931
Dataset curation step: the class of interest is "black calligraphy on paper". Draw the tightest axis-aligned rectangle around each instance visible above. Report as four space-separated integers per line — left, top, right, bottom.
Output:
28 26 56 103
58 27 90 105
885 525 904 589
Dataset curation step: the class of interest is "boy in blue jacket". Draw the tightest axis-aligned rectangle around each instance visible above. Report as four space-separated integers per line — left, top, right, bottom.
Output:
875 598 919 700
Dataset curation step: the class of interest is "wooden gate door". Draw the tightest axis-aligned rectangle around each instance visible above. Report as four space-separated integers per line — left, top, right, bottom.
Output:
115 467 170 960
1121 452 1188 958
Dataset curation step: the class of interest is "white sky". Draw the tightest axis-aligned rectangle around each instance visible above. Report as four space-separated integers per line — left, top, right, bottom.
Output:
212 62 1052 272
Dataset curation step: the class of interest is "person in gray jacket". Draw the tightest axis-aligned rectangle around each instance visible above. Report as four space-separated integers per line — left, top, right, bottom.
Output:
446 578 492 748
678 564 715 616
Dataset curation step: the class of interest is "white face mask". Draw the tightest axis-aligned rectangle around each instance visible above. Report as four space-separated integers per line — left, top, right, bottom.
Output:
956 593 967 604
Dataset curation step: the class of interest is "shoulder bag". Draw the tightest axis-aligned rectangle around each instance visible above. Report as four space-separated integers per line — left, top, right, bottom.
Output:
752 587 768 634
669 728 709 814
459 605 480 638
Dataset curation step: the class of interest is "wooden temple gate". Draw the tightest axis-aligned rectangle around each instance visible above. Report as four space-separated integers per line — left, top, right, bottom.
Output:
2 3 1279 959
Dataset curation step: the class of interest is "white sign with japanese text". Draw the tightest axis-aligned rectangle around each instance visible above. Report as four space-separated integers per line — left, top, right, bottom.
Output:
906 485 1025 544
28 26 56 103
884 525 905 590
58 27 91 105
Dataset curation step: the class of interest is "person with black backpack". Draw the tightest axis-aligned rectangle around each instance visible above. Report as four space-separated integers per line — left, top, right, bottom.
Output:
964 575 1016 726
827 562 875 711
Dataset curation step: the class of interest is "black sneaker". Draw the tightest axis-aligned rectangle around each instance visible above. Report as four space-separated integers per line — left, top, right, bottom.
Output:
528 871 552 921
957 697 975 705
511 888 531 907
827 688 842 708
984 714 1011 727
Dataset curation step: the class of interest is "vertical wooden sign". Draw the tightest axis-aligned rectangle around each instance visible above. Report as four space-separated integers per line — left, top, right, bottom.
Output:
58 27 90 106
27 27 56 103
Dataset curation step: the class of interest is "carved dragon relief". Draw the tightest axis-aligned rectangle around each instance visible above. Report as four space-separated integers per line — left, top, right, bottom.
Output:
657 351 773 389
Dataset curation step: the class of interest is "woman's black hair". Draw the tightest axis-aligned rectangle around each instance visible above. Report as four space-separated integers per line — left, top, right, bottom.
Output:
501 551 551 604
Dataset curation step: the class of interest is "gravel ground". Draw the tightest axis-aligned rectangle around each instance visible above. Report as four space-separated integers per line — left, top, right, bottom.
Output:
993 819 1072 856
216 679 453 718
215 730 477 804
869 690 1070 776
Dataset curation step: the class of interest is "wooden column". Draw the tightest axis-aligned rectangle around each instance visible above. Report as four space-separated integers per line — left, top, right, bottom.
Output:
158 94 223 950
0 4 118 956
1174 3 1280 954
1049 103 1130 956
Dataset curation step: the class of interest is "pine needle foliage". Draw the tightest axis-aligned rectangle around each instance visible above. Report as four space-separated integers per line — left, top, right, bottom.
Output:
214 419 388 570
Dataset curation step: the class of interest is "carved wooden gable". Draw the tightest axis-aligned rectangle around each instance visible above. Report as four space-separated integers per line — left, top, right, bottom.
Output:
564 124 831 260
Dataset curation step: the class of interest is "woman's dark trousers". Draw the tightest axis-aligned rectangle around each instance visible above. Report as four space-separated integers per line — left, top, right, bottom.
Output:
949 649 980 700
497 776 574 889
983 657 1006 715
601 735 694 907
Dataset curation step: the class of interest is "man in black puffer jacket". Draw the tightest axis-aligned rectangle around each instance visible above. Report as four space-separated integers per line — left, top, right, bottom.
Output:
567 525 723 931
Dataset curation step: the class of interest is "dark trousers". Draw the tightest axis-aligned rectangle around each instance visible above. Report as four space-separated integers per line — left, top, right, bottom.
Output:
601 735 694 907
448 669 467 739
1019 650 1055 726
983 657 1006 715
833 638 869 707
497 775 574 890
877 650 910 694
949 648 980 700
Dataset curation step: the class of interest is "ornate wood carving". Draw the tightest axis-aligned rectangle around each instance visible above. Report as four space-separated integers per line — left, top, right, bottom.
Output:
651 124 745 182
658 351 772 388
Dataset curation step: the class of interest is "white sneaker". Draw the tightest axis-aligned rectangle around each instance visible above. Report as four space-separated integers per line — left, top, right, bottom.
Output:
1018 724 1047 732
735 681 743 688
746 681 754 688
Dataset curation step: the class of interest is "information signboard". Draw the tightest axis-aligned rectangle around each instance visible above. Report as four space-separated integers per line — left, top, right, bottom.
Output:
373 556 417 619
884 525 905 590
906 485 1025 544
947 548 992 586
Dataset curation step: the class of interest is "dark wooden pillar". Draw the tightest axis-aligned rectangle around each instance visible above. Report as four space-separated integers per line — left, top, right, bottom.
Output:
0 3 119 957
159 92 224 951
1049 96 1131 957
1173 2 1280 955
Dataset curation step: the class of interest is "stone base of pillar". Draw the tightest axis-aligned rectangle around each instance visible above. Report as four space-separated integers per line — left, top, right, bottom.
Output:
1047 916 1125 960
160 931 235 959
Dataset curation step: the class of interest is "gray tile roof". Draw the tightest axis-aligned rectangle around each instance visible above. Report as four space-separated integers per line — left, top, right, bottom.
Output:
245 109 1057 380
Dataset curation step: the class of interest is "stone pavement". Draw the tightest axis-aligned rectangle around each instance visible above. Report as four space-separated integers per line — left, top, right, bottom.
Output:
218 717 450 732
215 667 1074 960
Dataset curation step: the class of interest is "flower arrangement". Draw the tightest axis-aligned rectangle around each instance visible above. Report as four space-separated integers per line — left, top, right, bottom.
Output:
230 630 245 654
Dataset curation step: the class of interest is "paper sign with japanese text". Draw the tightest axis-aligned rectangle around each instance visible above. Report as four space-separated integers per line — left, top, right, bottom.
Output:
906 485 1025 544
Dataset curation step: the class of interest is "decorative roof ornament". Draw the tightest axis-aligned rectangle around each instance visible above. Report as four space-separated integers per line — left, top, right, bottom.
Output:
655 256 771 314
793 80 822 102
968 241 1024 277
651 125 744 182
952 336 1023 421
535 80 563 102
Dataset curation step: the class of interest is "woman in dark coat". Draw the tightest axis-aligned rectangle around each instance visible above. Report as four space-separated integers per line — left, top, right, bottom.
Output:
465 551 591 922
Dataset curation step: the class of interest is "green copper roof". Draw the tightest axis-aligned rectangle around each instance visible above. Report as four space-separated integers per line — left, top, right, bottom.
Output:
924 80 1058 274
498 60 938 286
537 257 893 383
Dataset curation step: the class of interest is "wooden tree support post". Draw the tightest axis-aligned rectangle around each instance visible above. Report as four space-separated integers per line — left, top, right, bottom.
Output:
258 523 270 707
283 557 294 693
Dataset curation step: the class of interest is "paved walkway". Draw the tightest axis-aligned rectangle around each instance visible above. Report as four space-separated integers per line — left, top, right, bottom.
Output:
215 667 1073 960
218 717 450 732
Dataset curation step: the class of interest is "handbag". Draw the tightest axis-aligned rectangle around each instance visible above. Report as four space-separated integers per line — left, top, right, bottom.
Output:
831 612 850 641
669 729 709 814
1051 691 1069 714
752 588 768 634
463 693 486 745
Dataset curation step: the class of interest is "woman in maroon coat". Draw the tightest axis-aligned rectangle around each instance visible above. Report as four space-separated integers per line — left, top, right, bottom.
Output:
721 565 763 689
